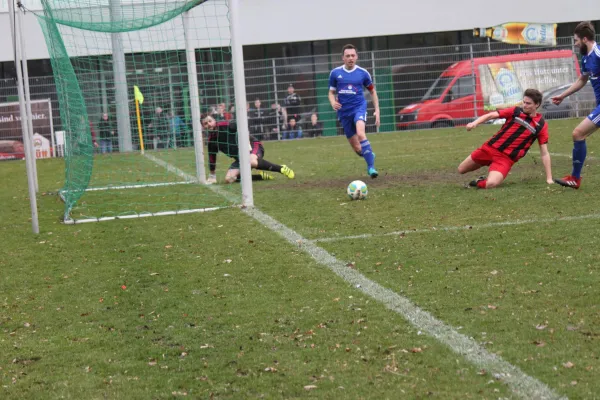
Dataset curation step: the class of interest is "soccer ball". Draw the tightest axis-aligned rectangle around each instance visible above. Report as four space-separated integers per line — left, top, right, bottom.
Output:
347 180 368 200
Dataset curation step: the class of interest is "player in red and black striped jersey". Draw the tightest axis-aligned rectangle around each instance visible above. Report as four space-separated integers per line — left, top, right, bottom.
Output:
202 115 295 184
457 88 553 189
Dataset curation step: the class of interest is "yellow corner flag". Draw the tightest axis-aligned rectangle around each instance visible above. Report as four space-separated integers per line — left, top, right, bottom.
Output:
133 85 145 153
134 85 144 104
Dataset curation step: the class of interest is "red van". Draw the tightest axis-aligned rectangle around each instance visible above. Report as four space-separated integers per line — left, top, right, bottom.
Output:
397 50 580 130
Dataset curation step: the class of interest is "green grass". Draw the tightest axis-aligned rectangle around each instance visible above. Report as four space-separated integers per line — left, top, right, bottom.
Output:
2 119 600 398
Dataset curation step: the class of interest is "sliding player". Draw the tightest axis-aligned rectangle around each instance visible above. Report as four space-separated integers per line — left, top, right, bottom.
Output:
202 116 295 184
458 89 553 189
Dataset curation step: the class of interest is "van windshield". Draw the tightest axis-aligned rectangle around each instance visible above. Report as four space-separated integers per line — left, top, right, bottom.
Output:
422 76 453 101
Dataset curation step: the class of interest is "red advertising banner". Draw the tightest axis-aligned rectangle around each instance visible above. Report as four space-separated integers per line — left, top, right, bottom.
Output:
0 100 54 161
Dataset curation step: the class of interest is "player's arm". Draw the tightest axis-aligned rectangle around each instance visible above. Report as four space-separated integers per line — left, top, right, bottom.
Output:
538 143 553 184
207 134 218 183
466 111 500 131
328 89 341 110
536 123 552 184
363 73 380 126
552 74 589 105
368 86 381 127
328 71 342 110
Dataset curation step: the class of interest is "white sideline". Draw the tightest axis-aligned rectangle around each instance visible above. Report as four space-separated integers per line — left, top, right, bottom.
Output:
311 213 600 243
145 153 565 400
529 151 598 161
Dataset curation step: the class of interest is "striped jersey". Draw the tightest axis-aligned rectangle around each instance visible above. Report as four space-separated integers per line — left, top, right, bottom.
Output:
486 107 548 161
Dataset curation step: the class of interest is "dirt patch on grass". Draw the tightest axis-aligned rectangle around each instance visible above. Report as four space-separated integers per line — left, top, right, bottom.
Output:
257 163 544 191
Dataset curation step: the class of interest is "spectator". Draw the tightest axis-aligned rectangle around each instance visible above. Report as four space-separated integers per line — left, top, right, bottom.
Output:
305 113 323 137
213 102 232 122
269 102 286 139
168 110 187 148
148 107 169 149
283 118 303 140
97 113 115 153
88 120 99 150
248 98 268 139
284 84 302 122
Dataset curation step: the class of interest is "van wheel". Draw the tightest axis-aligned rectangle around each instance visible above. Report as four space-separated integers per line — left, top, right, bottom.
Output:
432 120 453 129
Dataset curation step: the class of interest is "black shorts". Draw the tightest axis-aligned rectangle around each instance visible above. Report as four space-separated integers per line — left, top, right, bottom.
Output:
229 143 265 170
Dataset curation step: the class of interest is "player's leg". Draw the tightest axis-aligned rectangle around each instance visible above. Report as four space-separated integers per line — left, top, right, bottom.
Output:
225 168 240 183
252 145 295 179
341 116 361 153
457 155 483 174
225 159 241 183
555 112 600 189
227 156 273 182
483 170 505 188
354 110 377 178
461 145 492 188
470 155 512 189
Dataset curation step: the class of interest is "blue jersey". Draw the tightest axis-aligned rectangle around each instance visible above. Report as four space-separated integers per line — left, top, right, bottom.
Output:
329 65 373 115
582 43 600 105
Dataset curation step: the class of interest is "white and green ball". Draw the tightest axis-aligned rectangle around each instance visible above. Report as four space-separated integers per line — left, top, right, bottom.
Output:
347 180 368 200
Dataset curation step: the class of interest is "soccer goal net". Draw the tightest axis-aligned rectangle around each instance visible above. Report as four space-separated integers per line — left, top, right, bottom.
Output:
36 0 242 223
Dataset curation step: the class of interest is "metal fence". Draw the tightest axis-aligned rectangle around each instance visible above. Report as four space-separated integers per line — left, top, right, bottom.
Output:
1 34 598 149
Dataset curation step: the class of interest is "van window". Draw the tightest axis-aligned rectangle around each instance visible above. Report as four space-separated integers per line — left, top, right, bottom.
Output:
445 76 475 102
422 76 453 101
455 76 475 97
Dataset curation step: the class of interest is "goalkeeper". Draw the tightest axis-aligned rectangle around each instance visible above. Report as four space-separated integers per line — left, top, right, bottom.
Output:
202 115 295 184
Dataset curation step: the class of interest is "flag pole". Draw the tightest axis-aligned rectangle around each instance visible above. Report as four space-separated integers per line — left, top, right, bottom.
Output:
135 99 144 154
134 86 145 154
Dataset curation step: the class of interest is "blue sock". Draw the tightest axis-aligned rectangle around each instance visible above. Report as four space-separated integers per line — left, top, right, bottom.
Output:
572 140 587 178
360 139 375 169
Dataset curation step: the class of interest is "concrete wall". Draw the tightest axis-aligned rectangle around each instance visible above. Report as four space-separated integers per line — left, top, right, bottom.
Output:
0 0 597 62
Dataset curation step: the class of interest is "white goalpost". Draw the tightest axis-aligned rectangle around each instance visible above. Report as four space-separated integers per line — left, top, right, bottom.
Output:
27 0 255 224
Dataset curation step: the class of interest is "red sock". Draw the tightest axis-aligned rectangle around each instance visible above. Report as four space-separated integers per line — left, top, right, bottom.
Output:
477 179 487 189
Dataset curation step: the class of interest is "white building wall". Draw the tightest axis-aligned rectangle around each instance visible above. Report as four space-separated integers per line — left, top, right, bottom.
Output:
0 0 597 62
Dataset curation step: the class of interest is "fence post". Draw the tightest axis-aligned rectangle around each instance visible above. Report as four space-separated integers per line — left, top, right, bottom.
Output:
271 58 281 140
470 44 477 118
167 66 176 149
370 50 379 133
570 36 580 118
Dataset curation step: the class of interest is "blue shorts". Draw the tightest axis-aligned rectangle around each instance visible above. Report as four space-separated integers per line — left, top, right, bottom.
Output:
587 103 600 127
339 107 367 138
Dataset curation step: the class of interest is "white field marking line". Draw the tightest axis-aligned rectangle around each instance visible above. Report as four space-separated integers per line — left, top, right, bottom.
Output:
243 207 565 400
311 213 600 243
143 153 241 204
529 151 599 161
60 181 193 193
63 206 228 225
144 154 565 400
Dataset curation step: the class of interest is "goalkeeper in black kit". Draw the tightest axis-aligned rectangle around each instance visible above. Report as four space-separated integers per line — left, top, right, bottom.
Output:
202 115 295 184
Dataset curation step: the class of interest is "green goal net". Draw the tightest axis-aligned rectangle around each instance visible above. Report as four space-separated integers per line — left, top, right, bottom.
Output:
36 0 241 223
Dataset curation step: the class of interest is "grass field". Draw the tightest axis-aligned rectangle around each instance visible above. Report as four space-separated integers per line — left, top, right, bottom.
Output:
2 119 600 399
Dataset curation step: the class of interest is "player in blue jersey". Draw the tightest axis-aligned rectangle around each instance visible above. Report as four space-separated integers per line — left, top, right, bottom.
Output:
552 22 600 189
328 44 381 178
